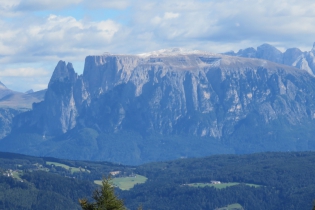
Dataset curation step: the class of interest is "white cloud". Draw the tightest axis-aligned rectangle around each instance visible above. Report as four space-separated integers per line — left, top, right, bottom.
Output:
0 0 20 8
0 12 121 91
125 0 315 52
151 16 162 25
0 67 49 77
3 0 315 54
84 0 130 9
151 12 180 25
0 0 21 17
0 63 52 91
0 76 49 91
164 12 180 19
1 0 315 91
0 15 120 63
15 0 82 11
5 0 130 11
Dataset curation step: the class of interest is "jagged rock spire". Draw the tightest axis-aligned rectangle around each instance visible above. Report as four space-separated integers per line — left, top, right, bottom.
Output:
49 61 77 85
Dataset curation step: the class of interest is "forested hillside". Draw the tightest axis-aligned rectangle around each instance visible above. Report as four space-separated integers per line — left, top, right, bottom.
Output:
0 152 315 209
0 172 94 210
0 152 133 210
120 152 315 210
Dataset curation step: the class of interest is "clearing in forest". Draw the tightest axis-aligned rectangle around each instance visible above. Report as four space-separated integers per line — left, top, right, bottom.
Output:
94 175 148 190
46 161 90 174
217 203 244 210
186 182 261 189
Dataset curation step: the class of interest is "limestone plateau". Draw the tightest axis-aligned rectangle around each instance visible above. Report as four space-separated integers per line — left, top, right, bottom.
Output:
2 47 315 164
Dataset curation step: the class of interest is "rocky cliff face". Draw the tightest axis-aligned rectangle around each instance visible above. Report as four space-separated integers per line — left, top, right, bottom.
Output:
13 61 79 134
0 108 23 139
225 43 315 76
87 54 315 139
4 48 315 164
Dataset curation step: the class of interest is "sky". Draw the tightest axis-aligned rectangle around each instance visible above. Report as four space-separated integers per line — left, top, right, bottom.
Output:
1 0 315 92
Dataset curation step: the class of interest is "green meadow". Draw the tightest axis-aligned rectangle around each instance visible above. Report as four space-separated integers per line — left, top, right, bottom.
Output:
217 203 244 210
94 175 148 190
187 182 261 189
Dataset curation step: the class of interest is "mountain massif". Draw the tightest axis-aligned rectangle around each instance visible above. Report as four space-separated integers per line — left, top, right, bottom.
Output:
1 46 315 164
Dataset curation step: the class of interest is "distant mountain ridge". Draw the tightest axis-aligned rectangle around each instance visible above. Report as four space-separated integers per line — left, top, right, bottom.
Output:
1 47 315 164
0 82 46 138
0 82 46 110
224 43 315 75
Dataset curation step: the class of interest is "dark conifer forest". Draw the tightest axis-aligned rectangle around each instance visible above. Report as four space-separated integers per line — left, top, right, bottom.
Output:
0 151 315 209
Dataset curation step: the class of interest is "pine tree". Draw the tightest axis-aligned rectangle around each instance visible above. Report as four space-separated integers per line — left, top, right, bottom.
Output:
79 176 126 210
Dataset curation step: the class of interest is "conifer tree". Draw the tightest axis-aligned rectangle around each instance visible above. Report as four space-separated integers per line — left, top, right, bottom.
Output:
79 176 126 210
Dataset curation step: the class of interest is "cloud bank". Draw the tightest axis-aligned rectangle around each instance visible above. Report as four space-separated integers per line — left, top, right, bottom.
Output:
0 0 315 91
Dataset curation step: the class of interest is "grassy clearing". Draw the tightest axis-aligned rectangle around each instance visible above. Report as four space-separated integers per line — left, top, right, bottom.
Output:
94 180 103 185
12 171 23 181
46 161 90 174
94 175 148 190
187 182 261 189
217 203 244 210
245 183 261 188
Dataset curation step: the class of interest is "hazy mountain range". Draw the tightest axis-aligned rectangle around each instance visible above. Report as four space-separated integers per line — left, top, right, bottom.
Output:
224 43 315 75
0 83 45 139
0 44 315 164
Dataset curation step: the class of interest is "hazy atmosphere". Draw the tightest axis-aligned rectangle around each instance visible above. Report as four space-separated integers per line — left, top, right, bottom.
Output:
1 0 315 91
